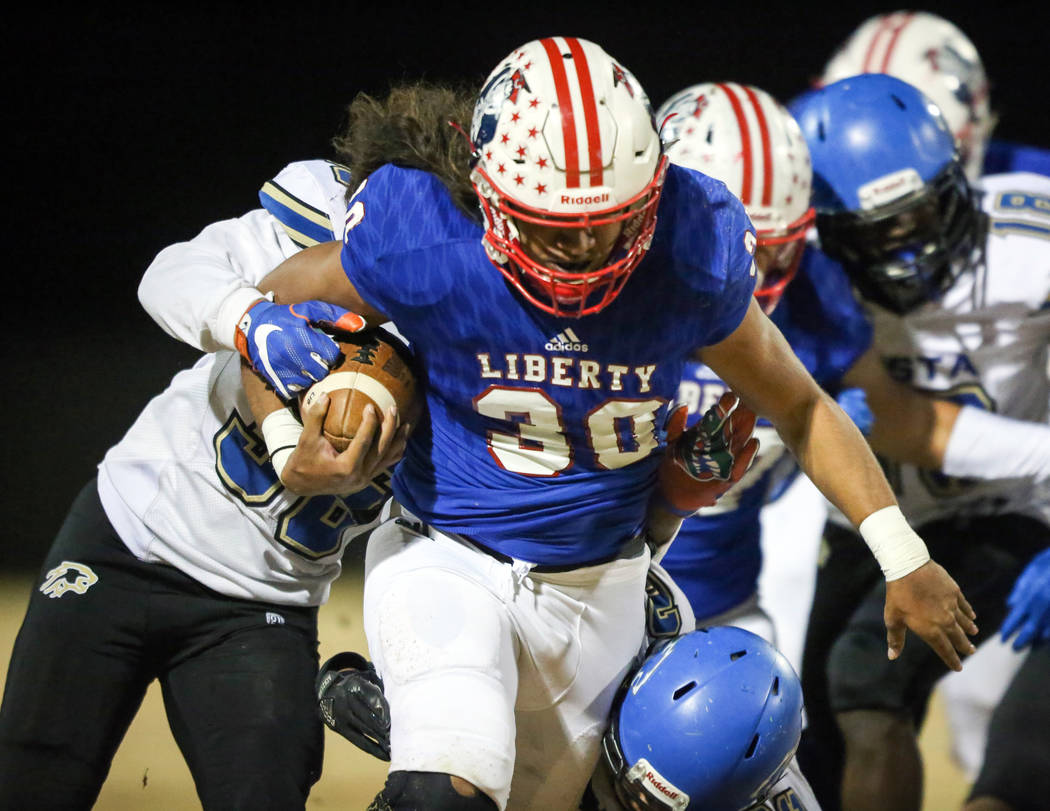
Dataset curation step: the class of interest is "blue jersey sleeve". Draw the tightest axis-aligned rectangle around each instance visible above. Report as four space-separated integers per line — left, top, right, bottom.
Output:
339 165 481 319
657 164 758 345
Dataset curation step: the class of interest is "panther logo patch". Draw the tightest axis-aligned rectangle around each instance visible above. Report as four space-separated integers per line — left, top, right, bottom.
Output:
39 561 98 598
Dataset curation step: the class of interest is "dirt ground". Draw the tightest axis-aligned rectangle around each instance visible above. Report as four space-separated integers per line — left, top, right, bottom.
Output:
0 572 969 809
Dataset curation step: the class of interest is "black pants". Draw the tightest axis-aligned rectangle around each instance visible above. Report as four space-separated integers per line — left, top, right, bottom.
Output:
0 480 324 810
796 513 1048 811
969 641 1050 807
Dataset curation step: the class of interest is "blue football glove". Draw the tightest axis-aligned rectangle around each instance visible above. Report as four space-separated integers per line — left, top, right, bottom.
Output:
836 387 874 437
234 298 366 399
1001 547 1050 651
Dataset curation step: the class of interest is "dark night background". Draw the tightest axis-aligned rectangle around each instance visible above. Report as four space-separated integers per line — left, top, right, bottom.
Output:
2 2 1044 569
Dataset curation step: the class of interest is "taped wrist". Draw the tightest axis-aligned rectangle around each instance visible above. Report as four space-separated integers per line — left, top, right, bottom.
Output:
858 505 930 581
217 286 269 353
261 408 303 481
943 405 1050 482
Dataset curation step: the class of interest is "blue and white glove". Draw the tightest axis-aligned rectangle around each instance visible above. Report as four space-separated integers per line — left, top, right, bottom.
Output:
234 297 366 399
1001 547 1050 651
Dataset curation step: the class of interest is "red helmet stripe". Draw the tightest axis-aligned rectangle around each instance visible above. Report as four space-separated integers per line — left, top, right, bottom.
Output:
741 85 774 207
879 12 915 73
863 14 894 72
540 37 581 187
565 37 604 187
717 83 754 205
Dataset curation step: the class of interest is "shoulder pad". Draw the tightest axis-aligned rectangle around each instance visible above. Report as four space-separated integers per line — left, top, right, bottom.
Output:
259 160 354 247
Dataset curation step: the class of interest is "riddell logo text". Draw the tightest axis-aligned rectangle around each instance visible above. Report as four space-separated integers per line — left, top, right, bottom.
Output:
560 192 610 206
645 771 680 800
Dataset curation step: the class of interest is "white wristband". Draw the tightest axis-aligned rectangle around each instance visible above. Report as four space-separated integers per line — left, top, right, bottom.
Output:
261 408 303 482
214 286 269 351
943 405 1050 482
858 505 930 581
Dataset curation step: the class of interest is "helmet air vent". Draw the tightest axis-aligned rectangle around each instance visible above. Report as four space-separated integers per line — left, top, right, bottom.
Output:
672 681 698 701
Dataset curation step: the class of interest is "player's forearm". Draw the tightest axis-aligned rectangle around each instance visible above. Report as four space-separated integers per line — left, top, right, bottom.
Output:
942 405 1050 482
786 391 898 526
257 240 388 325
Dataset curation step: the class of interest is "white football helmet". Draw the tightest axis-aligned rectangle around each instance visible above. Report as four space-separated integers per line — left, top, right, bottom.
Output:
821 10 994 181
470 37 666 317
658 83 814 314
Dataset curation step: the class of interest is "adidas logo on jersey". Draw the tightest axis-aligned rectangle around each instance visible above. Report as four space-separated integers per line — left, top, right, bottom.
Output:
266 612 286 625
545 328 588 353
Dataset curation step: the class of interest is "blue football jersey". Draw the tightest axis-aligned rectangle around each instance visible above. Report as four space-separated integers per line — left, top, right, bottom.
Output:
662 244 872 618
983 140 1050 178
340 163 756 565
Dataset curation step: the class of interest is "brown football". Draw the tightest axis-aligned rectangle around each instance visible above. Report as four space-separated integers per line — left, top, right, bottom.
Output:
300 329 420 452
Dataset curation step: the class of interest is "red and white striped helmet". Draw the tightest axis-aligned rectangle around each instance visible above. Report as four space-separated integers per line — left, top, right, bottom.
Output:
470 37 666 317
658 83 814 313
821 11 994 181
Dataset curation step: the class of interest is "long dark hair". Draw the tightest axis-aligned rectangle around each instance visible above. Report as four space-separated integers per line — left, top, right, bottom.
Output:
332 81 479 218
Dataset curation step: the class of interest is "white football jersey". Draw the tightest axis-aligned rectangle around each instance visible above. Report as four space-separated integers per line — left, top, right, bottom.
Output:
863 171 1050 528
98 160 390 606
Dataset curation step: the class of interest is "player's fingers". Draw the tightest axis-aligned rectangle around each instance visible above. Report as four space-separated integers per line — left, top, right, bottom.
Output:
365 406 401 473
946 620 977 658
730 438 760 481
958 592 977 622
339 404 381 469
924 629 963 672
379 423 411 468
885 618 906 662
665 405 688 443
300 391 331 434
957 606 978 637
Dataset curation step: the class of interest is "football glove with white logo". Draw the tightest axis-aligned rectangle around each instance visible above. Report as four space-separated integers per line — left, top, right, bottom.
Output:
657 391 760 516
315 651 391 761
234 297 366 399
1001 547 1050 651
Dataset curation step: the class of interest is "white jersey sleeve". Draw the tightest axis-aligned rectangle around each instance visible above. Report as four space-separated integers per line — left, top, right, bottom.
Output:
98 160 393 607
858 171 1050 528
138 160 352 352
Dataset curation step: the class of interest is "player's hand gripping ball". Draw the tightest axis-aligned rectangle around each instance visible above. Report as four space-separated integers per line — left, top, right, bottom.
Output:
300 328 421 452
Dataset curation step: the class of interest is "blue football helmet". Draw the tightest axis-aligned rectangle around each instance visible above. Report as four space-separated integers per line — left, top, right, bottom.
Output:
594 627 803 810
789 73 980 314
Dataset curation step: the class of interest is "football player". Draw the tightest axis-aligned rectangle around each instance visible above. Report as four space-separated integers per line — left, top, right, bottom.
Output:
790 74 1050 811
963 548 1050 811
0 155 405 809
817 9 1050 784
246 37 975 811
